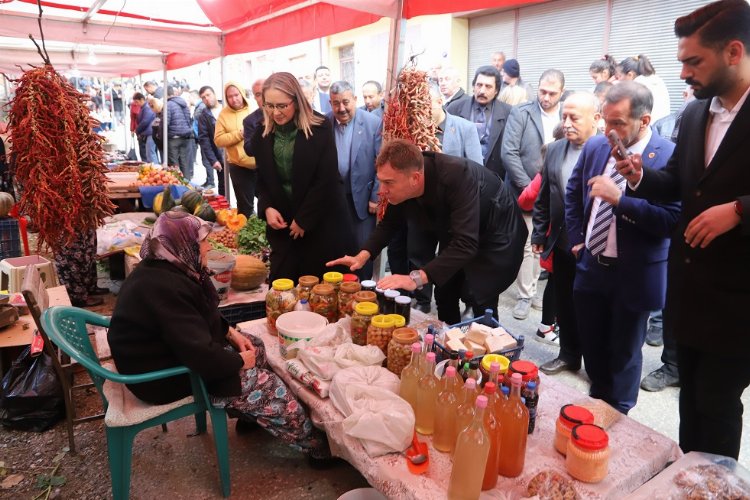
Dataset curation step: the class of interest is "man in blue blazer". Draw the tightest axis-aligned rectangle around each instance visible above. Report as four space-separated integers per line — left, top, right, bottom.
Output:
327 81 382 280
565 81 680 414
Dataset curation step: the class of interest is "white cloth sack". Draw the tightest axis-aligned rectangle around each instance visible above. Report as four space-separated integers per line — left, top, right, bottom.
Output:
285 316 351 360
297 343 385 381
330 366 413 457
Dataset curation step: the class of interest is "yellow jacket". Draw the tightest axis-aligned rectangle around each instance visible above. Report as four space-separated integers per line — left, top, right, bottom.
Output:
214 81 255 168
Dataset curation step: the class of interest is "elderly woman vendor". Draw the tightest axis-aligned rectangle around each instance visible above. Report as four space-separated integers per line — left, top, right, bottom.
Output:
107 211 330 460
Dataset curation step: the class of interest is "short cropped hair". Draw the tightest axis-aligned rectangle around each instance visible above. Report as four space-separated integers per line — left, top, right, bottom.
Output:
539 69 565 88
329 81 354 95
362 80 382 93
376 139 424 172
604 81 653 119
198 85 214 96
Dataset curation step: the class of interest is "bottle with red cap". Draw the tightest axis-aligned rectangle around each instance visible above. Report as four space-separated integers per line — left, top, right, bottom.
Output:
497 372 529 477
566 424 610 483
447 395 491 500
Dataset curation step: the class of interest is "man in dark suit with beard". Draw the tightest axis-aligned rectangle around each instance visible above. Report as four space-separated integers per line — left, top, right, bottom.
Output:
618 0 750 458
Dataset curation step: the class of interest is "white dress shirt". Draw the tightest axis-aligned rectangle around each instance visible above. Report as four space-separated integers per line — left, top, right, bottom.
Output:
586 128 652 257
705 83 750 167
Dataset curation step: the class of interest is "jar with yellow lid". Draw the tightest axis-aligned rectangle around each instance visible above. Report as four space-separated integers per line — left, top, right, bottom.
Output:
387 327 419 376
309 283 338 323
351 301 378 345
266 278 297 332
480 354 510 382
323 272 343 294
368 314 396 355
555 404 596 455
566 424 610 483
387 314 406 329
352 290 377 312
338 281 361 318
296 275 319 301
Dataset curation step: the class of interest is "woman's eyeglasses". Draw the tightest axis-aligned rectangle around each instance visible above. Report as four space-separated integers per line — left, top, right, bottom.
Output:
263 101 294 111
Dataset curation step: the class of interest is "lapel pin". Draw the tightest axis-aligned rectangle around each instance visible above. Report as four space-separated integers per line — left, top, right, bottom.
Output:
648 152 655 159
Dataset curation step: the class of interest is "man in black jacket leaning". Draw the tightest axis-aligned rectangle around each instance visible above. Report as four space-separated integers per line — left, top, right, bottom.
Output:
328 139 526 324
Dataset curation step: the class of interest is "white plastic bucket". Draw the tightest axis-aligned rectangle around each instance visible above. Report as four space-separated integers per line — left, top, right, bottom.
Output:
206 250 236 301
275 310 328 359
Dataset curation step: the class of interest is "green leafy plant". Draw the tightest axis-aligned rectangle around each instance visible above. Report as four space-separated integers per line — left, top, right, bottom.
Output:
237 215 270 256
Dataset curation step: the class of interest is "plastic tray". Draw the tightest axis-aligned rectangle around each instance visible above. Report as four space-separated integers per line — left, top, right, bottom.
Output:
433 309 525 362
219 300 266 326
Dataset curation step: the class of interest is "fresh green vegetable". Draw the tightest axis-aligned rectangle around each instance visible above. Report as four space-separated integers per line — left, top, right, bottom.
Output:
237 215 270 255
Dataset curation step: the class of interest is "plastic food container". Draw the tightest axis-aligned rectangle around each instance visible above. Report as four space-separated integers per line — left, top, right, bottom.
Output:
555 404 596 455
275 310 328 359
387 327 419 376
265 278 297 332
310 283 338 323
566 424 610 483
296 275 319 301
338 281 361 318
351 301 378 346
367 314 396 355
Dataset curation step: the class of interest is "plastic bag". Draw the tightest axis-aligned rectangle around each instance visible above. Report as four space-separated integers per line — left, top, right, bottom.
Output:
96 220 146 255
0 346 64 431
297 343 385 381
329 366 412 457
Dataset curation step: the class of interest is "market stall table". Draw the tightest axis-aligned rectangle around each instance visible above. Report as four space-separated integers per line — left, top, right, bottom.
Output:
237 316 682 499
0 286 71 375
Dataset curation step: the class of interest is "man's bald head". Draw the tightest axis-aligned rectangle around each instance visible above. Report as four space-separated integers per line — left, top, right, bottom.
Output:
561 91 600 146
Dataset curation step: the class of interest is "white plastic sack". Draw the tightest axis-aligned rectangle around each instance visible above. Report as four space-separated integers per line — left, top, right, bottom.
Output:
96 220 146 255
285 317 351 359
329 366 413 457
297 343 385 381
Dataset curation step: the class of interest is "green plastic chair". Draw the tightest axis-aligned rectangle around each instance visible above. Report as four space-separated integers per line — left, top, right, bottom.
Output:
41 306 231 500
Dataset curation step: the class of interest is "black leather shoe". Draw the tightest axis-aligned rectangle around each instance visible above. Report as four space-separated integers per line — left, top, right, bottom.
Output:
89 286 111 295
71 296 104 308
414 303 431 314
640 366 679 392
540 358 580 375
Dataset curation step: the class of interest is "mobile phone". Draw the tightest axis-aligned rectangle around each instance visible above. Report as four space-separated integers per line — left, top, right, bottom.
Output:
608 130 628 161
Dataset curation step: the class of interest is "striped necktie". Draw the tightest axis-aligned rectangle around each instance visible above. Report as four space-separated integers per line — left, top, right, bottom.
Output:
588 167 627 256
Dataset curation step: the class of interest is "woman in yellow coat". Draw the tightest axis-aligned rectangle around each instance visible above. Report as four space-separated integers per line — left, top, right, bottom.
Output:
214 81 256 216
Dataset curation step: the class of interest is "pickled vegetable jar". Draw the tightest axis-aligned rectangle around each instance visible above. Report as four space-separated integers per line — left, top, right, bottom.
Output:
310 283 337 323
566 424 610 483
266 278 297 332
297 275 320 301
351 301 378 346
387 327 419 376
323 272 343 294
338 281 361 318
352 291 377 312
387 314 406 329
555 404 596 455
368 314 396 356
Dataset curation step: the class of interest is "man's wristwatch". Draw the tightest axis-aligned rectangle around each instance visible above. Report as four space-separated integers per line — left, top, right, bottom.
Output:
409 270 425 290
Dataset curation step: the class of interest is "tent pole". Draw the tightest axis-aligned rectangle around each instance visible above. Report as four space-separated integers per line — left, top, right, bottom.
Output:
220 34 231 206
162 54 168 167
375 0 406 280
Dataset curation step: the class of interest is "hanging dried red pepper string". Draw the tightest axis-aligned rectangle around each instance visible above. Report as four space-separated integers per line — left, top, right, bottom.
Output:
378 64 441 221
5 1 115 252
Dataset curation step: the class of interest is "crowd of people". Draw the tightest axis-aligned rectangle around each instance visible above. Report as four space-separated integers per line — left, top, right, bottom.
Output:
98 0 750 466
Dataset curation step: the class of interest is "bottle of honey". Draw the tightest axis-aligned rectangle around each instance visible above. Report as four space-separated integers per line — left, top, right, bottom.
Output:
497 373 529 478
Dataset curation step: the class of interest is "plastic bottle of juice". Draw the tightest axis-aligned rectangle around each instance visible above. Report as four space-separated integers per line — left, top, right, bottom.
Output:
433 366 460 452
454 378 478 451
399 342 422 415
447 395 491 500
523 381 539 434
420 333 435 376
416 351 439 435
481 382 502 490
497 373 530 478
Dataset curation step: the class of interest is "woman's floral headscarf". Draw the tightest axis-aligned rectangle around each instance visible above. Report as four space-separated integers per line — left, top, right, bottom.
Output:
140 211 218 304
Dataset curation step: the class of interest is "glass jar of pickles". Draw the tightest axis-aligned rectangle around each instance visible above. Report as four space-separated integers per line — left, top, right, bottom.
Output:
387 327 419 376
338 281 361 318
266 278 297 332
352 290 377 312
351 301 378 346
310 283 337 323
297 275 319 301
566 424 610 483
323 272 343 294
368 314 396 356
554 404 596 455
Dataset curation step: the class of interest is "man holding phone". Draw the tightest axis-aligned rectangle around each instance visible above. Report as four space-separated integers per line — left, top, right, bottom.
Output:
564 81 680 413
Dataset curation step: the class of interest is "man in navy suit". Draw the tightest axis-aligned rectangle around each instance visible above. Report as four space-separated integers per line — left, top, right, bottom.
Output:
565 81 680 414
618 0 750 458
327 81 382 280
